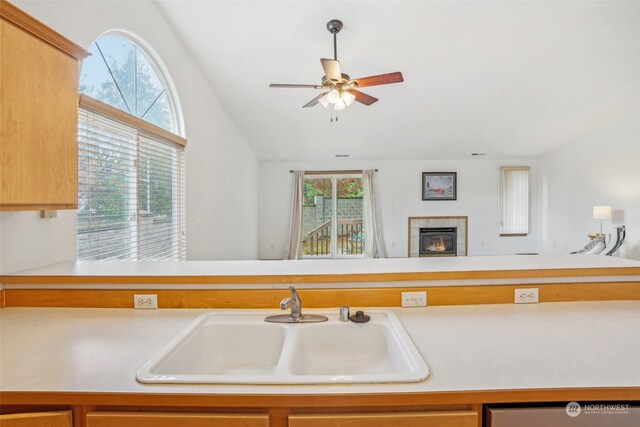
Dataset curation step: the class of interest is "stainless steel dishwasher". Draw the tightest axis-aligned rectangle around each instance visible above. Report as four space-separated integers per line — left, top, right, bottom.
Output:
486 404 639 426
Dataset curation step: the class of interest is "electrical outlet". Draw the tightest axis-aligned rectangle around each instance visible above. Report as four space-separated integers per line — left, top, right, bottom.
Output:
402 291 427 308
514 288 539 304
134 294 158 309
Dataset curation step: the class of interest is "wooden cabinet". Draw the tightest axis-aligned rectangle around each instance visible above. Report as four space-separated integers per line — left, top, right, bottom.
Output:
289 410 478 427
0 1 89 211
3 394 637 427
0 411 72 427
85 412 270 427
84 410 477 427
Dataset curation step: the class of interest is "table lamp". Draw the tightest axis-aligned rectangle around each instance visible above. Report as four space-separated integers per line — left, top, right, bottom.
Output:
593 206 611 236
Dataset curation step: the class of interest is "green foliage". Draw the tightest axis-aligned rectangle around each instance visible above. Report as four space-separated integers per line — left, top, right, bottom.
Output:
339 178 364 198
304 179 328 205
304 177 363 205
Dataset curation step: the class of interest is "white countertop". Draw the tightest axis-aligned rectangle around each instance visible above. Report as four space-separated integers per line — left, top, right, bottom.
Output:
1 301 639 395
6 255 640 277
3 255 639 290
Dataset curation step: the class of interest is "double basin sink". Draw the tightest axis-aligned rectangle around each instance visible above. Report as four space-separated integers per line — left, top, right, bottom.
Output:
137 310 429 384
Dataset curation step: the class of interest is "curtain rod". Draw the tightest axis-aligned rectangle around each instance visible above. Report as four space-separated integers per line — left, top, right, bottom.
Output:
289 169 378 174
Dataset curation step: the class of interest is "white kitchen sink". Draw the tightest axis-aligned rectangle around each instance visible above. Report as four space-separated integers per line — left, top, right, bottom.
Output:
288 322 416 379
136 310 429 384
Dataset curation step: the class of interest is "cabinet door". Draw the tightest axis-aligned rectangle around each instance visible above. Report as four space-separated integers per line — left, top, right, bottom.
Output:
0 411 72 427
289 410 477 427
86 412 270 427
487 406 640 427
0 18 79 210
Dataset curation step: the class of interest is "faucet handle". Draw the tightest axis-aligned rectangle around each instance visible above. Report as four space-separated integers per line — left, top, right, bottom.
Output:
287 286 302 307
280 297 291 310
288 285 299 299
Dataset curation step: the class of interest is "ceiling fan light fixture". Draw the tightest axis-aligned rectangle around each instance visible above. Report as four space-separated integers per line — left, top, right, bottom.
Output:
318 93 330 108
342 90 356 106
269 19 404 114
327 89 341 104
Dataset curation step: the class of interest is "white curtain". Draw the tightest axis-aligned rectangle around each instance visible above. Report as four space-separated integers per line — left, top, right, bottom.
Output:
363 169 387 258
284 171 305 259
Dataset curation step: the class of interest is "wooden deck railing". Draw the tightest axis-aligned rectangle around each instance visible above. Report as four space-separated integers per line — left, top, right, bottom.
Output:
304 219 363 256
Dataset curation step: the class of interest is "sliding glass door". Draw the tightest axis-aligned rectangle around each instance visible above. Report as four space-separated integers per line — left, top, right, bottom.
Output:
302 174 364 258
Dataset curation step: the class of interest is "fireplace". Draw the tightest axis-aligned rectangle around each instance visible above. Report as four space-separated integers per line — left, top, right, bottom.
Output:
419 227 457 257
409 217 467 257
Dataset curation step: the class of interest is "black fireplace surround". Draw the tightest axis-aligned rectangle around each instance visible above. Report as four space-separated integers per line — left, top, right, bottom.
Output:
419 227 457 257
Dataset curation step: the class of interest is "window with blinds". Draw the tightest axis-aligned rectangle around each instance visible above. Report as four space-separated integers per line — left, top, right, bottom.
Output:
77 96 186 260
500 166 530 236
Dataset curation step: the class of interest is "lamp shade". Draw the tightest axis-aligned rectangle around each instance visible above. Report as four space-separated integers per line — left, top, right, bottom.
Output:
593 206 612 220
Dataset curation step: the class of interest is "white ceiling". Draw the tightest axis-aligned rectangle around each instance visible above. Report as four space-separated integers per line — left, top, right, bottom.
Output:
157 1 640 161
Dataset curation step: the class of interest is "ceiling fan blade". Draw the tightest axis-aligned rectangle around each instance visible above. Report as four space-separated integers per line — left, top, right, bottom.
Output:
321 58 342 81
303 92 328 108
347 89 378 106
352 72 404 88
270 84 323 89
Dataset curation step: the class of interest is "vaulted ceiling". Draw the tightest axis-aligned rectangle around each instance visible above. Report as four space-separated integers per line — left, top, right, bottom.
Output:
157 1 640 161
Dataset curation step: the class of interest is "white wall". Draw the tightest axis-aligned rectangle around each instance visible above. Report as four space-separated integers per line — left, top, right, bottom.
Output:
0 0 259 273
536 62 640 261
259 159 540 259
540 138 640 260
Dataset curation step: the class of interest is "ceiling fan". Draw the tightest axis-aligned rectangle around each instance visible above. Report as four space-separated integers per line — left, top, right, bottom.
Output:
269 19 404 111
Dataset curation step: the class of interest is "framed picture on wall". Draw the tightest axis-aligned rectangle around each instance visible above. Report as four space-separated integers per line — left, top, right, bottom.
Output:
422 172 457 201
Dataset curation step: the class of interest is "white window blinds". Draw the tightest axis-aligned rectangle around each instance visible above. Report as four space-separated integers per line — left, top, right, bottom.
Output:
500 166 530 236
77 97 186 260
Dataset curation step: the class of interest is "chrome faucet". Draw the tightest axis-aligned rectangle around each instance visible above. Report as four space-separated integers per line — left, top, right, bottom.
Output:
264 286 328 323
280 286 302 320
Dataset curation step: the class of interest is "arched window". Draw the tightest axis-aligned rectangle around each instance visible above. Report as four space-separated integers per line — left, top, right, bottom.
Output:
79 33 179 133
77 33 186 261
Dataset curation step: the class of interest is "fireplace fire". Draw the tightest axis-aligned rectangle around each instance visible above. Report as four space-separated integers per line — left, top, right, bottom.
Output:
428 236 448 252
419 227 457 257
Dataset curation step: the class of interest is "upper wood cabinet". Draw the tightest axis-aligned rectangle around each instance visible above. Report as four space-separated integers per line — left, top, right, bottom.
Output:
0 0 89 211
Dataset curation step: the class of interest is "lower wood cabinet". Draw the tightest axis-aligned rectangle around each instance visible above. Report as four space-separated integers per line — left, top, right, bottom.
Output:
2 390 635 427
85 412 270 427
0 411 72 427
288 410 478 427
